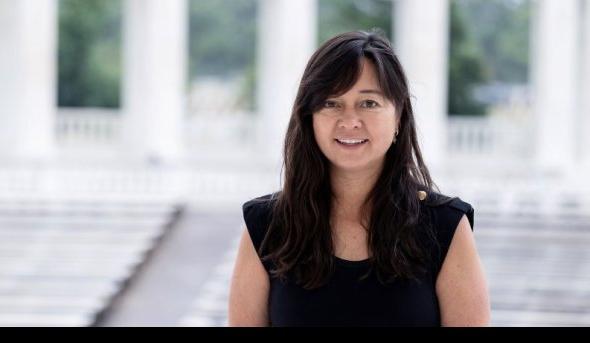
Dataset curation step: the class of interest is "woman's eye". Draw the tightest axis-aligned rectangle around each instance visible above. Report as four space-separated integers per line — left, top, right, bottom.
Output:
362 100 379 108
323 100 337 108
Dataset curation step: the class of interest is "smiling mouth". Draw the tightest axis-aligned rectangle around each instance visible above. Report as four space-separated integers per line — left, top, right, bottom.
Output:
334 138 369 146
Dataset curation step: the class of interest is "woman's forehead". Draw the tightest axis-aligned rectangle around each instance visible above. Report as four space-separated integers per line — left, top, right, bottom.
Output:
330 59 382 96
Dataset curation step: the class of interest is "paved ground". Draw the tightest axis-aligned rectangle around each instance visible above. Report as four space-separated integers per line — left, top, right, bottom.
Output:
96 206 243 326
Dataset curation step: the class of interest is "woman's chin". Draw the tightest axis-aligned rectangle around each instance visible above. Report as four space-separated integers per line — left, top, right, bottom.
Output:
330 160 376 174
331 159 383 173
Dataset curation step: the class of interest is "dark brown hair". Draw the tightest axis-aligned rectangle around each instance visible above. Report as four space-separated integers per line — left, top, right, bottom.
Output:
259 29 441 289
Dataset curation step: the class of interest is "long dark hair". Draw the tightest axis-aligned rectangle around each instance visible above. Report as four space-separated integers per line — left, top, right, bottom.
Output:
259 29 441 289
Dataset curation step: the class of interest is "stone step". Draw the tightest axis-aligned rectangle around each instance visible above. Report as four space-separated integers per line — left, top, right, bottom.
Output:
0 198 181 327
0 313 93 327
490 309 590 327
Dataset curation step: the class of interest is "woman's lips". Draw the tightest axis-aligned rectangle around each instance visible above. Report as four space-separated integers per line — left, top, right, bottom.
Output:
334 138 369 147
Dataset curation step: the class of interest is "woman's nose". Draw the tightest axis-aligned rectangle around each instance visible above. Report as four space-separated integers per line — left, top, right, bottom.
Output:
337 110 362 129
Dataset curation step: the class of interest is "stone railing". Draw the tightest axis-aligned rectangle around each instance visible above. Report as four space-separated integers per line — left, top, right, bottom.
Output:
56 108 121 145
56 108 258 150
56 109 533 160
447 115 533 158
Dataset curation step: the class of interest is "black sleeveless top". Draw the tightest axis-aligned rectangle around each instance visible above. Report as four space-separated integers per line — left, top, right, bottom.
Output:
241 190 475 327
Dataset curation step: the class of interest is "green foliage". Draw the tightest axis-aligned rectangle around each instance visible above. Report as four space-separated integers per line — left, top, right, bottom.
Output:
188 0 257 110
448 1 489 115
459 0 530 83
57 0 121 108
318 0 391 45
188 0 257 79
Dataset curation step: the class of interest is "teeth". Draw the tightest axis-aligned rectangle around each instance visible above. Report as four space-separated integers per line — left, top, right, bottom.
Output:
337 139 367 145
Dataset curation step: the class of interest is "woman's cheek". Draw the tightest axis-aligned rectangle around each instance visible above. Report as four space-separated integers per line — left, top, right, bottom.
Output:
312 119 328 153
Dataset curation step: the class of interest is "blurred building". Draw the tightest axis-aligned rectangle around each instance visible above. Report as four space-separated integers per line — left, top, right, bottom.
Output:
1 0 590 327
1 0 589 187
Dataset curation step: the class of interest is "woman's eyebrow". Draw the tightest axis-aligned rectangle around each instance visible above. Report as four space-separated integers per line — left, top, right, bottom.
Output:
358 89 383 95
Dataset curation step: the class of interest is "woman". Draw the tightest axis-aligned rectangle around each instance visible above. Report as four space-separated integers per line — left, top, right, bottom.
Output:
228 30 490 327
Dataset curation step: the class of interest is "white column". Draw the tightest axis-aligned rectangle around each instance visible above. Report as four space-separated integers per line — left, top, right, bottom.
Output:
0 0 57 162
122 0 187 163
394 0 449 169
581 0 590 172
257 0 317 170
531 0 580 174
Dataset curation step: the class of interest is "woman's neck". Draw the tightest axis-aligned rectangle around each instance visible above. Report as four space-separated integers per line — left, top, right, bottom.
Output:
330 162 383 222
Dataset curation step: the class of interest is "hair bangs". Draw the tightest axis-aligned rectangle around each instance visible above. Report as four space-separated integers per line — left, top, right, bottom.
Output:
363 49 404 110
305 44 365 116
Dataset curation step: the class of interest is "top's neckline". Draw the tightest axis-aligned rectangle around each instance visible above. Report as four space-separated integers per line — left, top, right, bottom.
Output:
332 254 372 267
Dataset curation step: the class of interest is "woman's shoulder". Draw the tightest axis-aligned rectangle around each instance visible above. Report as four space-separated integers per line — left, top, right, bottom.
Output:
241 192 280 261
419 189 474 231
418 189 476 278
242 192 280 221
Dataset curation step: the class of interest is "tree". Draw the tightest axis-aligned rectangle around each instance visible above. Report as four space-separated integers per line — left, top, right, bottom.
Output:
448 1 489 115
58 0 121 108
459 0 530 83
188 0 256 79
188 0 257 110
318 0 392 46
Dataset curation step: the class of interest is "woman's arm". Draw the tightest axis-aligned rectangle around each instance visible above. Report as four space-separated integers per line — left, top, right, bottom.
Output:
228 226 270 326
436 214 491 326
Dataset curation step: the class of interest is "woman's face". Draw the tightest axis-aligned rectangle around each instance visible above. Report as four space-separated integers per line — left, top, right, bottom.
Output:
312 58 399 174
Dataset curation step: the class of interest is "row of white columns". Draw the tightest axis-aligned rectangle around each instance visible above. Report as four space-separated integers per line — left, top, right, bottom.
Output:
0 0 588 174
0 0 448 167
0 0 189 164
